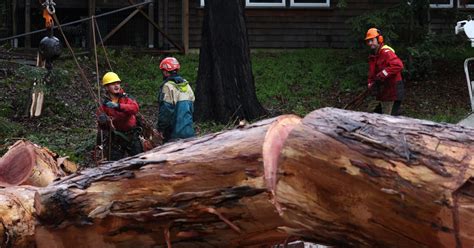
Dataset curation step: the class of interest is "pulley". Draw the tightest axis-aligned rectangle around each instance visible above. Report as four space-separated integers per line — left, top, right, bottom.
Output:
39 35 62 63
39 35 62 60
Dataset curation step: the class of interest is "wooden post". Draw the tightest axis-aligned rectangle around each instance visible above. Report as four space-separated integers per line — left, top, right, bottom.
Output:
24 0 31 48
101 8 141 44
88 0 96 49
12 0 17 47
182 0 189 54
163 0 169 49
148 0 154 48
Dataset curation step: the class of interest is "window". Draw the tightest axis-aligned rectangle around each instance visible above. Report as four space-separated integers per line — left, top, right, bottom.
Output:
458 0 474 8
429 0 453 8
290 0 330 7
245 0 286 7
199 0 330 8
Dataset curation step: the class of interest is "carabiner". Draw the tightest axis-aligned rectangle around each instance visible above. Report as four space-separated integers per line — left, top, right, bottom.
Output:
41 0 56 15
47 4 55 15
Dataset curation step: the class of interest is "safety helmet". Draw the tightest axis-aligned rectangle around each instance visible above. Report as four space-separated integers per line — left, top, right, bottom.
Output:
365 28 383 44
102 72 121 86
159 57 180 72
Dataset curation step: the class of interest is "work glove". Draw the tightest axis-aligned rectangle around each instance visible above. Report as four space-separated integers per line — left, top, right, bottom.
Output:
97 113 111 129
375 71 386 81
105 101 120 109
368 81 374 89
98 113 108 124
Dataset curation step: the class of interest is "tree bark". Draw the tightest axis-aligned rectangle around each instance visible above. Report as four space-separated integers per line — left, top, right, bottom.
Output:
1 108 474 247
195 0 267 124
31 115 301 248
0 186 37 247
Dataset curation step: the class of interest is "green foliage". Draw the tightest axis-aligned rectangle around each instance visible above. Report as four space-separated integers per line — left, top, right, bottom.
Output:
346 3 407 48
346 1 466 80
0 117 22 140
26 128 96 162
252 49 366 115
404 107 468 124
104 50 199 107
195 121 227 135
405 32 438 80
336 0 347 8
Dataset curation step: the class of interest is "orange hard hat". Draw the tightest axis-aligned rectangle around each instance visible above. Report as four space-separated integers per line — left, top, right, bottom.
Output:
365 28 380 40
365 28 384 44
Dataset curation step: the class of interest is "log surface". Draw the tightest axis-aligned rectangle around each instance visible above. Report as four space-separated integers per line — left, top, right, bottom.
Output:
33 116 302 248
2 108 474 247
274 108 474 247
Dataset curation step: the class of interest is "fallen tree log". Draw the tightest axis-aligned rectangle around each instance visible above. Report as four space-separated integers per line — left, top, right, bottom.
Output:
274 108 474 247
26 115 302 247
0 140 77 187
0 186 36 246
1 108 473 247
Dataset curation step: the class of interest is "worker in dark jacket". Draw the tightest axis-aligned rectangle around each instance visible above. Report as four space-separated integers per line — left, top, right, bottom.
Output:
97 72 143 161
365 28 405 115
156 57 195 143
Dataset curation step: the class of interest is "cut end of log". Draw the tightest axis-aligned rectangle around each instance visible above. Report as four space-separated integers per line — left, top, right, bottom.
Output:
0 140 36 187
0 140 78 187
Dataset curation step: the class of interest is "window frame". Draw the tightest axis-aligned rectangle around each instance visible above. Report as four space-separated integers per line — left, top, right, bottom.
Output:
429 0 453 8
289 0 330 7
245 0 286 8
457 0 474 8
200 0 331 8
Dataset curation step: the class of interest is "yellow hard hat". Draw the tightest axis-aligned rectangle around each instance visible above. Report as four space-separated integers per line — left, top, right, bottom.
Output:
102 72 121 86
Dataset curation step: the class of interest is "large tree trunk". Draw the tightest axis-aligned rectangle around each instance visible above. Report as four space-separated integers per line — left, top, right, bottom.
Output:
274 108 474 247
1 108 474 247
32 115 301 248
194 0 267 123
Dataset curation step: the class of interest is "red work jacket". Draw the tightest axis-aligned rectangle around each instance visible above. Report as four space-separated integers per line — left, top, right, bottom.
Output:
368 44 404 101
97 92 139 132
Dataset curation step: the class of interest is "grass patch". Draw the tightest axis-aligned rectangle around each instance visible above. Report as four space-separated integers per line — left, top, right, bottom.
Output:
252 49 366 115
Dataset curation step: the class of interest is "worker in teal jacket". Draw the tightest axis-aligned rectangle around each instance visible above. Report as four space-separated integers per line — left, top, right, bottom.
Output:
156 57 195 143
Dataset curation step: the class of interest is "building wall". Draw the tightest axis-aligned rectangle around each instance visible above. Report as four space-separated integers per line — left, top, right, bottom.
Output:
0 0 11 37
187 0 399 49
167 0 474 49
5 0 474 49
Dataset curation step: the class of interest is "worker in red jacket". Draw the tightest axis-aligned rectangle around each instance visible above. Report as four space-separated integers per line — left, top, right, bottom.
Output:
365 28 405 115
97 72 143 161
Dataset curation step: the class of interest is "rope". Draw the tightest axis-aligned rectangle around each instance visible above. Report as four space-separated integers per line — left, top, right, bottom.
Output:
1 1 152 43
92 16 105 162
94 18 113 71
52 13 101 106
92 16 101 101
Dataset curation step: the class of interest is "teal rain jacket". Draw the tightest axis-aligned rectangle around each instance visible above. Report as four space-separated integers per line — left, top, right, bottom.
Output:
157 74 195 142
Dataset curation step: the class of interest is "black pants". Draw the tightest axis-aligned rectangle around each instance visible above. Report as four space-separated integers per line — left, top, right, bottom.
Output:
102 128 143 161
372 100 402 116
373 80 404 116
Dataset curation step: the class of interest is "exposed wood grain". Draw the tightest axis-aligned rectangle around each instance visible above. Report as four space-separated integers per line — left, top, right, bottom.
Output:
274 108 474 247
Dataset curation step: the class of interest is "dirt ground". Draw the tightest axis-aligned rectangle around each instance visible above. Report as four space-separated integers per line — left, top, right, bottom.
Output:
336 58 471 122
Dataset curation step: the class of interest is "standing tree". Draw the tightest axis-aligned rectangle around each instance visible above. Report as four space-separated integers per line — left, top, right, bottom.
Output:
195 0 267 124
